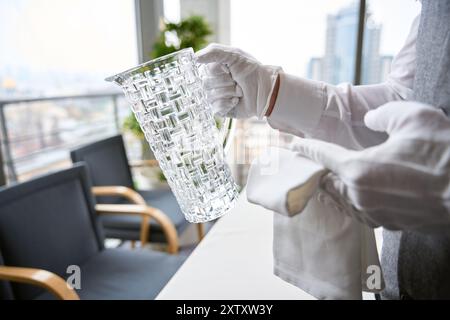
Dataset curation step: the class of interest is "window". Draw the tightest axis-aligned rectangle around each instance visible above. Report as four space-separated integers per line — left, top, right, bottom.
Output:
230 0 357 81
361 0 421 84
228 0 360 184
1 0 420 185
0 0 137 98
164 0 359 185
226 0 422 185
0 0 138 181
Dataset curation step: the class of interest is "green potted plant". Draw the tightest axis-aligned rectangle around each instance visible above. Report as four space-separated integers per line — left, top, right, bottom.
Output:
151 15 213 59
123 15 213 182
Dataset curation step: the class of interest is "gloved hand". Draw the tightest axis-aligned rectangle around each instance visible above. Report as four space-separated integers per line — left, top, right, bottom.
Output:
292 101 450 232
196 43 282 119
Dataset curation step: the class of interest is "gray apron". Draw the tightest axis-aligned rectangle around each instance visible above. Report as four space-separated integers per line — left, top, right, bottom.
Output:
381 0 450 300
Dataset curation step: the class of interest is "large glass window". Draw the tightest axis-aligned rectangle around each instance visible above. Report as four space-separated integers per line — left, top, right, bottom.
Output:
0 0 138 181
229 0 360 184
230 0 357 81
361 0 421 84
0 0 137 98
1 0 419 185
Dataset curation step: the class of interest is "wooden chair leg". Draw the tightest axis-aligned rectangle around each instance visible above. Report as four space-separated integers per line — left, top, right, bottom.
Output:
96 204 178 254
196 223 205 241
139 214 150 248
130 241 136 249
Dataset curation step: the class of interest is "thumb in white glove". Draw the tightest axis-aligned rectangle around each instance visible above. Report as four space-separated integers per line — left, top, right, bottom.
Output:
292 101 450 232
196 43 281 119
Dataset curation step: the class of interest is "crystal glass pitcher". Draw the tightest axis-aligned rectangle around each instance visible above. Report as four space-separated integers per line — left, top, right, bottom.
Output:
106 48 239 223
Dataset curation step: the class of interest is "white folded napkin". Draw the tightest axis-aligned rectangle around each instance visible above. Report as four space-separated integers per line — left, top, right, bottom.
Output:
247 147 383 299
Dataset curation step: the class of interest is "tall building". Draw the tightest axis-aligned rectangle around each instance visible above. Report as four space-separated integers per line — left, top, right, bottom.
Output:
308 2 388 85
307 57 323 81
325 3 360 84
362 23 382 84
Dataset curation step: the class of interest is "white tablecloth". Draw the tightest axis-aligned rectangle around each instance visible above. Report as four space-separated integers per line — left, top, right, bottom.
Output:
156 191 315 300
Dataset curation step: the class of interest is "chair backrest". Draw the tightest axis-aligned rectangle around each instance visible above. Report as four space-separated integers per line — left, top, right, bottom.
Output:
0 164 104 300
70 135 134 203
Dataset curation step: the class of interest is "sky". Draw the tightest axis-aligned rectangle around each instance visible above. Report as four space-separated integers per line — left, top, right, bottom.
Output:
0 0 137 75
368 0 421 53
228 0 421 76
0 0 421 90
165 0 422 76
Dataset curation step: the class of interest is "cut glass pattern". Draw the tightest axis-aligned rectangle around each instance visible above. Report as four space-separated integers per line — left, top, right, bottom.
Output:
106 48 239 222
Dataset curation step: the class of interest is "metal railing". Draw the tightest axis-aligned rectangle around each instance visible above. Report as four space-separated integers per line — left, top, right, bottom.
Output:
0 92 123 183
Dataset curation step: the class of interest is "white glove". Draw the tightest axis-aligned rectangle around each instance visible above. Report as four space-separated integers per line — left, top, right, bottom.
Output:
196 43 282 119
292 101 450 232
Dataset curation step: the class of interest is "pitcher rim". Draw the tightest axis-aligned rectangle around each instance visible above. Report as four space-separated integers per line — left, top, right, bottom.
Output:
105 47 194 83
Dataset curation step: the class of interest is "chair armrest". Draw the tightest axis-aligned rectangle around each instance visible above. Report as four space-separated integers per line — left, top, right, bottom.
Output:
96 204 179 254
0 266 79 300
92 186 146 205
129 159 159 168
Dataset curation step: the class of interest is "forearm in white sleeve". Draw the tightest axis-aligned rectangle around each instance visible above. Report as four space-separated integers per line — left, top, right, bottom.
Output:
267 15 420 150
267 77 404 149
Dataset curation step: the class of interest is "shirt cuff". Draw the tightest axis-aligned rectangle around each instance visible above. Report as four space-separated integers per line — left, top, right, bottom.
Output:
246 147 327 217
267 73 326 137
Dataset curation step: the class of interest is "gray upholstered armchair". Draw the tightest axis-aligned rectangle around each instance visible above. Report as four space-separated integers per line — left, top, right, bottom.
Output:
0 165 185 300
71 135 204 252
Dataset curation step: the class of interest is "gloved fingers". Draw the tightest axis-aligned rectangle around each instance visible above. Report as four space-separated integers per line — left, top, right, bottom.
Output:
205 62 230 75
319 173 381 228
364 102 415 134
203 74 236 90
292 138 355 174
321 172 348 199
320 172 450 230
206 85 243 102
210 97 240 117
196 43 241 66
364 101 447 134
343 182 450 217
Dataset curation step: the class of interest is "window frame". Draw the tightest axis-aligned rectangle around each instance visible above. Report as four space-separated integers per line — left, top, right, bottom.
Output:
0 0 369 184
354 0 367 85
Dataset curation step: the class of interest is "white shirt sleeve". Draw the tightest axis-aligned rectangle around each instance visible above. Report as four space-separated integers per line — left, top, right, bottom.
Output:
267 15 421 150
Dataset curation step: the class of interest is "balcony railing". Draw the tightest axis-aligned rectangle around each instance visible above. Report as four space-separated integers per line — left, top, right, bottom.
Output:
0 91 262 188
0 92 129 183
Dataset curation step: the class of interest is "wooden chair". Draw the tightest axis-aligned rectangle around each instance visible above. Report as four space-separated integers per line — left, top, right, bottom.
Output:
0 165 185 300
71 135 204 251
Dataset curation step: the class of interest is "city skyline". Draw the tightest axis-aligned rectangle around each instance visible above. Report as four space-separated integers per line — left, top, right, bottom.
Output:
307 2 393 84
0 0 422 184
1 0 420 98
0 0 137 98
